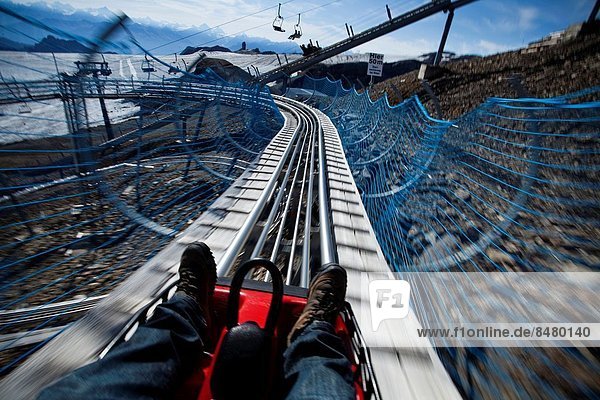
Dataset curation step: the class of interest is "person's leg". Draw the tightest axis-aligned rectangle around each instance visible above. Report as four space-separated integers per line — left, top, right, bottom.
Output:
284 264 355 400
283 321 355 400
38 293 207 400
38 243 217 400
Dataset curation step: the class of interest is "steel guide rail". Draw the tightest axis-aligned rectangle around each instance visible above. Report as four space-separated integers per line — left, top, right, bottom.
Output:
0 78 280 113
0 92 455 399
0 91 300 399
0 95 323 359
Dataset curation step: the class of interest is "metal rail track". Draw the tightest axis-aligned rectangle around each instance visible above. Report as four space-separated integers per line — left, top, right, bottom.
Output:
0 79 278 109
0 98 317 349
0 296 106 327
1 94 461 399
0 90 319 399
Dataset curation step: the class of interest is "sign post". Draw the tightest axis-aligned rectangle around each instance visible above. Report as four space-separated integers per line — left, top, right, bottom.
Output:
367 52 384 86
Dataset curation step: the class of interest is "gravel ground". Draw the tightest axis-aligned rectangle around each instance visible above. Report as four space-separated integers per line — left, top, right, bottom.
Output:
370 28 600 119
360 27 600 400
0 96 282 375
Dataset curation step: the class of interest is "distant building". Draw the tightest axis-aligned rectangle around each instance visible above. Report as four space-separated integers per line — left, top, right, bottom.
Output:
522 23 582 54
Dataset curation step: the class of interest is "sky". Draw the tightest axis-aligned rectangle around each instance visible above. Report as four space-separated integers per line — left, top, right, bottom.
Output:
7 0 597 57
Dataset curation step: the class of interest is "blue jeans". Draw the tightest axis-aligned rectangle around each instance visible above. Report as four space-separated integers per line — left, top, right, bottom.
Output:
38 293 355 400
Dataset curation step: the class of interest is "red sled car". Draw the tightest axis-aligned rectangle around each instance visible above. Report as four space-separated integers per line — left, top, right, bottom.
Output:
114 259 380 400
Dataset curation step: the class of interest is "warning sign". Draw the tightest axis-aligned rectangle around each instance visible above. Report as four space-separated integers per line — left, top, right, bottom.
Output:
367 53 384 77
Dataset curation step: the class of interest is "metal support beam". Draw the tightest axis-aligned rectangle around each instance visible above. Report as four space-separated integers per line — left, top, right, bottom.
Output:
256 0 478 85
421 80 443 118
60 76 96 175
98 96 114 140
588 0 600 23
434 8 454 66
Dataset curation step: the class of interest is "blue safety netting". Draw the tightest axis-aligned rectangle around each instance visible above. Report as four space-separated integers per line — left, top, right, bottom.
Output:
0 11 284 375
288 75 600 399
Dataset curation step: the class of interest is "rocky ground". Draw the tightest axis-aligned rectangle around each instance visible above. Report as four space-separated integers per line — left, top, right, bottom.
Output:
0 97 281 375
370 25 600 119
355 25 600 400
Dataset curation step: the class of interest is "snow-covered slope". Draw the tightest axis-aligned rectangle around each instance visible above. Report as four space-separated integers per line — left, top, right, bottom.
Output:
0 50 303 145
0 51 303 81
0 49 409 145
0 99 139 145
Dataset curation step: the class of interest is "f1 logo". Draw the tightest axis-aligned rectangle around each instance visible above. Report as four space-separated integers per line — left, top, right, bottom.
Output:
369 280 411 331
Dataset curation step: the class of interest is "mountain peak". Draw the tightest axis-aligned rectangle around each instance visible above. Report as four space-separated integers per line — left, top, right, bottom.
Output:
0 0 299 54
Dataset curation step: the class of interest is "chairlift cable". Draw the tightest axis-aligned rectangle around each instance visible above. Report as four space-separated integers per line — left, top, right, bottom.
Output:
167 0 340 51
276 0 418 56
149 0 297 52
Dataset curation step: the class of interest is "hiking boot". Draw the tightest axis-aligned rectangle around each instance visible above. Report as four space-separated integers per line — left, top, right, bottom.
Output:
287 263 347 345
177 242 217 312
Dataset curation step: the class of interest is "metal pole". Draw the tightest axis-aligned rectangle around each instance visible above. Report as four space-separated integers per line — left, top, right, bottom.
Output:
421 80 443 119
135 113 143 211
356 77 366 91
340 74 353 90
434 8 454 66
96 78 114 140
588 0 600 23
300 117 317 287
52 52 60 76
318 118 337 266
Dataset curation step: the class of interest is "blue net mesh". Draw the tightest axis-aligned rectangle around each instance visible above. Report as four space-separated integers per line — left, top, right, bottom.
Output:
288 75 600 399
2 5 600 397
0 12 284 373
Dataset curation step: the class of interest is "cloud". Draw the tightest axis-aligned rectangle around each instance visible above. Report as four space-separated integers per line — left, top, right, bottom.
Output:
480 4 539 34
456 39 514 56
477 39 512 54
354 36 435 58
517 7 539 31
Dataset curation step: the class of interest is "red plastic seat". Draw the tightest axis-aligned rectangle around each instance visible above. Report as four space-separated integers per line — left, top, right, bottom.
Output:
175 282 368 400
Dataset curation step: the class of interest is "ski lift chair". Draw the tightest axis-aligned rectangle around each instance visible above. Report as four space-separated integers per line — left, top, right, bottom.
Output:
18 102 31 114
97 54 112 76
74 54 112 77
141 55 155 73
273 3 285 32
288 14 302 40
168 53 179 74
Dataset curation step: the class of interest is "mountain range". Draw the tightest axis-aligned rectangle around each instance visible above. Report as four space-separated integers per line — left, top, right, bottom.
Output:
0 1 300 54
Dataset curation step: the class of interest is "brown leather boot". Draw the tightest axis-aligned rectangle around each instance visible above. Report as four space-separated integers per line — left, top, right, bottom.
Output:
177 242 217 312
287 263 347 346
